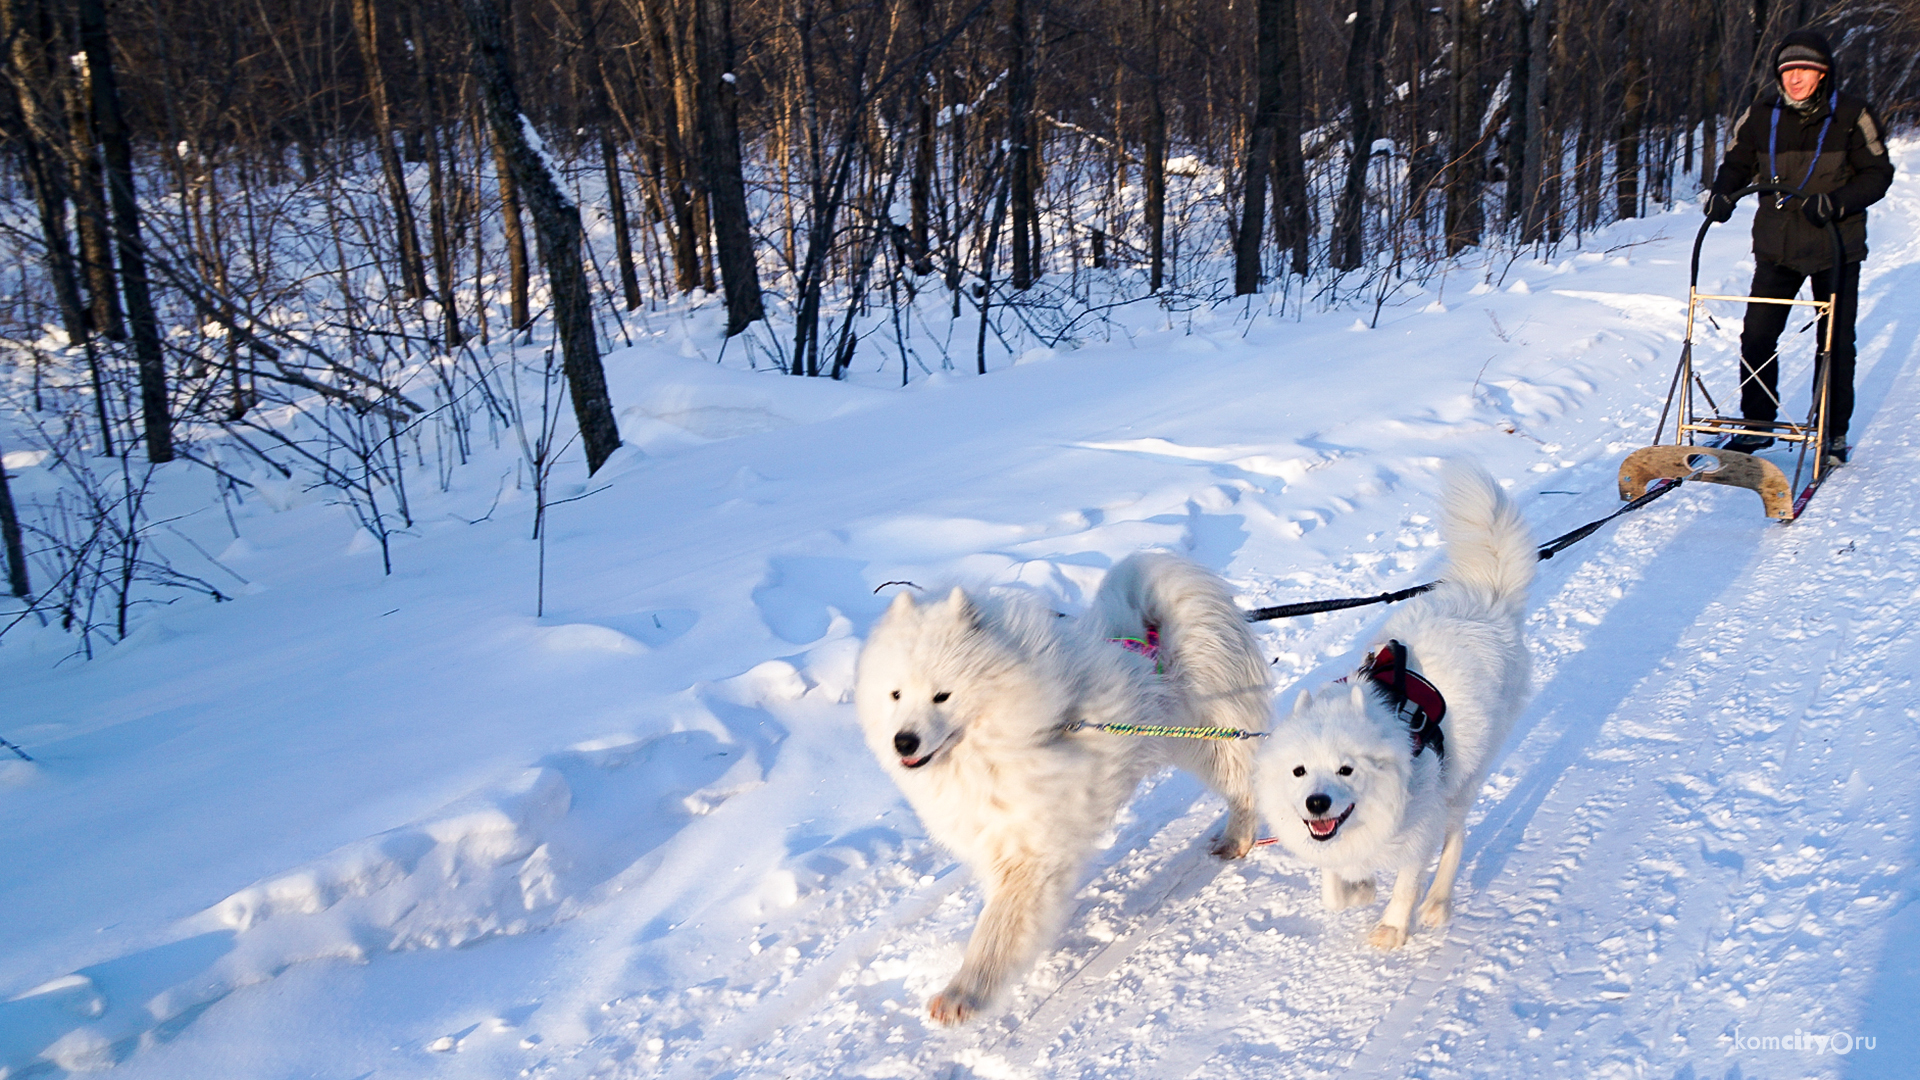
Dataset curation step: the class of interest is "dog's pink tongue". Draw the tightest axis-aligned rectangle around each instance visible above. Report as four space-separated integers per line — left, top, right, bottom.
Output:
1307 819 1338 837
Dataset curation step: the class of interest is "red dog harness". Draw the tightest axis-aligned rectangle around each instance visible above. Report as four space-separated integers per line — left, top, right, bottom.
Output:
1349 639 1447 759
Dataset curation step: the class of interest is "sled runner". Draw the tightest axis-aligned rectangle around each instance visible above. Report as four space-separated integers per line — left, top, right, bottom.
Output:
1617 183 1845 521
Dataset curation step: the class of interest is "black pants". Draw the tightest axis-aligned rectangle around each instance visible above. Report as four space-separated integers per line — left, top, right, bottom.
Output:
1738 258 1860 438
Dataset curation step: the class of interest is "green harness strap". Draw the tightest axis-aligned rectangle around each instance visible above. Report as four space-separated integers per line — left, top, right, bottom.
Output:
1062 720 1268 741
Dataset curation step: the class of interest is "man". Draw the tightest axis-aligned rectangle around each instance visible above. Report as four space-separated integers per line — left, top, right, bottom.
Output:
1705 29 1894 463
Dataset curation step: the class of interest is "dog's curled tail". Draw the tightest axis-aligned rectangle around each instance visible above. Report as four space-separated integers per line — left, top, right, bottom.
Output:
1438 458 1535 615
1092 552 1271 733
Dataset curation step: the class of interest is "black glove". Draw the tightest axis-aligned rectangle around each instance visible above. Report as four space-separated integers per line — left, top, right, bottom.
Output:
1802 192 1842 227
1704 192 1735 223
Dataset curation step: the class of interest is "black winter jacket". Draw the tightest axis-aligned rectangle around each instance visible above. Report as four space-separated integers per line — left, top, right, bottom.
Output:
1710 41 1894 273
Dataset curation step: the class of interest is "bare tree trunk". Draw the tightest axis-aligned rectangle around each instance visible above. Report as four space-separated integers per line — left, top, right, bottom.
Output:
1405 2 1435 228
668 170 706 292
488 119 533 332
1577 106 1600 230
1331 0 1380 271
1446 0 1484 254
1235 0 1282 294
0 437 29 598
4 0 89 342
57 22 123 342
662 0 717 294
78 0 169 462
407 8 463 347
1143 0 1167 293
908 0 937 276
1144 85 1167 291
65 59 122 341
634 0 703 293
694 0 763 332
604 136 642 310
1270 0 1310 276
576 0 642 311
1616 8 1647 221
1698 0 1722 185
1024 21 1045 284
1503 0 1530 226
349 0 430 300
460 0 622 475
1546 4 1568 243
1519 0 1555 243
1008 0 1036 290
977 160 1010 374
22 147 89 341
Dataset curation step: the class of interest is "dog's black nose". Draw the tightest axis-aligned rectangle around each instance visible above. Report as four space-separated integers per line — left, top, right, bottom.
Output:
894 731 921 757
1305 793 1332 816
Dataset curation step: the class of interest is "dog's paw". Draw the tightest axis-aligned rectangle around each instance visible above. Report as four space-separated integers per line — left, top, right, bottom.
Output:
928 985 987 1026
1322 873 1375 911
1418 897 1452 928
1210 831 1254 860
1368 923 1408 950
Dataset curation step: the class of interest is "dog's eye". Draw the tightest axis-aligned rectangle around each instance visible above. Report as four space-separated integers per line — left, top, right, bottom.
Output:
1291 765 1306 778
932 691 951 704
890 690 900 700
1337 765 1353 776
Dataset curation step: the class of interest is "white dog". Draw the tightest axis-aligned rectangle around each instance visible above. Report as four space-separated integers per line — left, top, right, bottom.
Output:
855 553 1270 1023
1256 460 1534 949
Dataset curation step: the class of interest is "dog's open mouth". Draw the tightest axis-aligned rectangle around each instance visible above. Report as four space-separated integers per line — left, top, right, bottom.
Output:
1304 804 1355 842
900 732 958 770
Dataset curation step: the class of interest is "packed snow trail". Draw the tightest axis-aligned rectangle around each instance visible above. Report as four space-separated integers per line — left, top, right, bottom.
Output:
3 149 1919 1079
528 177 1920 1080
614 216 1920 1080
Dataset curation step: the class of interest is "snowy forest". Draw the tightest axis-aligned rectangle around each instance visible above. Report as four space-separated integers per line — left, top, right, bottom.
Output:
6 1 1920 1076
2 0 1918 648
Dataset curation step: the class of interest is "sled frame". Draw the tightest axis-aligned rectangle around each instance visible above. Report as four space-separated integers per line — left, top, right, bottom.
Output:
1618 183 1843 522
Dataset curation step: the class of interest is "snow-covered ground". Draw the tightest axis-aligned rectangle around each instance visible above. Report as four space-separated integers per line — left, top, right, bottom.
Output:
5 149 1920 1080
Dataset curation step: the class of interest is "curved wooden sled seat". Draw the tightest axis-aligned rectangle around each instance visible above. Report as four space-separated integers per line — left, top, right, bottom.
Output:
1618 445 1793 520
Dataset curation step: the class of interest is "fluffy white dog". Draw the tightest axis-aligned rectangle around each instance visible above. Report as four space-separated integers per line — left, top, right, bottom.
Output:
855 553 1269 1023
1257 460 1534 949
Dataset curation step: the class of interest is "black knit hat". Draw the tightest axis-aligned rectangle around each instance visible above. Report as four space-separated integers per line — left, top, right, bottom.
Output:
1775 29 1835 74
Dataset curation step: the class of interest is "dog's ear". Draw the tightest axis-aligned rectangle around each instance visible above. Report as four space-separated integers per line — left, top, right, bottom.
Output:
944 586 983 630
1291 690 1313 717
885 590 918 617
1350 683 1369 710
1365 752 1401 774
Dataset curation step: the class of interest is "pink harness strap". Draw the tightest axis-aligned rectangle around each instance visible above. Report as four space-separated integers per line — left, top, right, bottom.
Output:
1109 625 1163 672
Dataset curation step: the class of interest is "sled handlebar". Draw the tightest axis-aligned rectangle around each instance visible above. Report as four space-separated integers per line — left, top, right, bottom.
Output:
1691 182 1846 290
